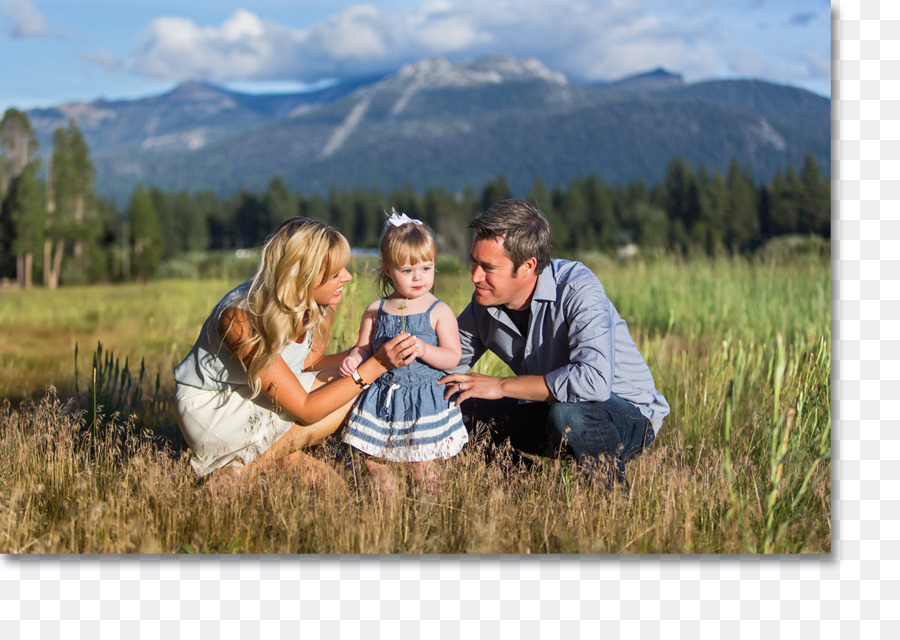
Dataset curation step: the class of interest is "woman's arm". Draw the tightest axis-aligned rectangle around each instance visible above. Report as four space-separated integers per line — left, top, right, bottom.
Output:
259 354 391 425
219 306 417 425
415 301 462 371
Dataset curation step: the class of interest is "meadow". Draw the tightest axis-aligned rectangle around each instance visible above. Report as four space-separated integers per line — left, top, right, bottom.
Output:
0 246 831 554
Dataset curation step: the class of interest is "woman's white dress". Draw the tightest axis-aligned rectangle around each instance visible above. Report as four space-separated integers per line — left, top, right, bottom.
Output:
173 281 316 476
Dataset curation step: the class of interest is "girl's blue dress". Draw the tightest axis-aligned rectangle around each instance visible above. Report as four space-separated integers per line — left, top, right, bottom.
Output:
342 298 468 462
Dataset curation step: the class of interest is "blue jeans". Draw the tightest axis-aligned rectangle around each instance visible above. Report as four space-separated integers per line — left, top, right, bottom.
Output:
461 394 656 484
548 394 655 483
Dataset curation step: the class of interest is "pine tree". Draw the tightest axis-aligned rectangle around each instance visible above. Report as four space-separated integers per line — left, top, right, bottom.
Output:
664 157 701 233
302 193 329 228
585 175 618 251
128 186 162 282
176 190 210 252
423 186 466 263
387 185 423 224
328 188 355 245
798 151 830 237
725 159 759 251
632 201 669 251
693 168 727 255
262 176 299 232
351 186 383 248
527 176 553 217
768 167 801 236
230 188 265 248
481 174 512 212
558 177 592 252
4 167 44 288
47 120 96 287
0 109 42 286
149 188 177 259
0 109 39 198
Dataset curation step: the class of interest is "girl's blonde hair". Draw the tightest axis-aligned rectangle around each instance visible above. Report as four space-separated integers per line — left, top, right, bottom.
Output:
234 217 350 398
375 209 438 296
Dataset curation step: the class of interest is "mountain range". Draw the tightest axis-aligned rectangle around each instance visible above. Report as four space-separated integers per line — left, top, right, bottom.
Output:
25 55 831 204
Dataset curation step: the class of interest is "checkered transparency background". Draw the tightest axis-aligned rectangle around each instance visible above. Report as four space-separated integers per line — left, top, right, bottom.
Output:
1 1 895 636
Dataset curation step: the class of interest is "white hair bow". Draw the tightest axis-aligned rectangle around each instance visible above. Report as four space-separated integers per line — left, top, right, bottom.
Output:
387 211 423 227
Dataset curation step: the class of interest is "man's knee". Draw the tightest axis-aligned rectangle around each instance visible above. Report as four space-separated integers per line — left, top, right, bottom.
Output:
546 402 576 443
547 401 615 455
548 397 655 462
547 401 581 426
546 400 606 436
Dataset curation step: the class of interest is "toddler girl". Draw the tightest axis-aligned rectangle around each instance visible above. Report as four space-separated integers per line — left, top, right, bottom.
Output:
340 211 468 491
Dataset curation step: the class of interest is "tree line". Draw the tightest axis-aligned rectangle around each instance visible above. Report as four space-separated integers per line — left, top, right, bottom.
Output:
1 109 830 288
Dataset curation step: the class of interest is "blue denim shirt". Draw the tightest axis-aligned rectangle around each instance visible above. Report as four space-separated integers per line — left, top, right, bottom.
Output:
455 259 669 434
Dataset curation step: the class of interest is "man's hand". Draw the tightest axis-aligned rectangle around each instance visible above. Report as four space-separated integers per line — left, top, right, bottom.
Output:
438 372 554 406
438 372 506 406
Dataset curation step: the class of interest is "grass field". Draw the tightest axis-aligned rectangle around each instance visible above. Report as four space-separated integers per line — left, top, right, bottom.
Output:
0 249 831 554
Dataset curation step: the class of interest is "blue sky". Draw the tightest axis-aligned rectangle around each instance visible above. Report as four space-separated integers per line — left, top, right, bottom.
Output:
1 0 831 113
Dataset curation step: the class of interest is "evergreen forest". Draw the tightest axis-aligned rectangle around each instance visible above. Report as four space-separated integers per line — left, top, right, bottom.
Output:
1 110 830 288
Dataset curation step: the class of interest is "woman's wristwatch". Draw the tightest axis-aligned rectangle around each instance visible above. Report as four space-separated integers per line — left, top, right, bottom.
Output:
351 369 370 390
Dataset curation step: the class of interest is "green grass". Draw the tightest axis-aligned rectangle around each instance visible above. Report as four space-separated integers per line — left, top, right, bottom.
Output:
0 252 830 553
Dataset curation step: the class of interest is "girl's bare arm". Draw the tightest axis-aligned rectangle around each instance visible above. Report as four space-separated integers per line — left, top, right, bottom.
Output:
415 301 462 370
339 300 379 376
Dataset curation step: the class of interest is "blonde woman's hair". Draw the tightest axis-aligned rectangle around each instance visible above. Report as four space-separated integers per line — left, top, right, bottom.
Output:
231 217 350 398
375 209 437 296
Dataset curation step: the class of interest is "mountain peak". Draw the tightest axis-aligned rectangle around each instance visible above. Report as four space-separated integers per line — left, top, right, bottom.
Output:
606 68 684 92
393 55 568 89
462 55 568 84
163 81 233 101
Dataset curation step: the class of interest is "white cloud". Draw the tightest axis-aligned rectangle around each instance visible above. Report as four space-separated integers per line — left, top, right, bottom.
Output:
313 5 388 59
2 0 47 38
130 10 297 81
124 0 829 92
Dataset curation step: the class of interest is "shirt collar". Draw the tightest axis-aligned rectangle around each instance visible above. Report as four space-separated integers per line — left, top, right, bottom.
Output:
531 260 558 304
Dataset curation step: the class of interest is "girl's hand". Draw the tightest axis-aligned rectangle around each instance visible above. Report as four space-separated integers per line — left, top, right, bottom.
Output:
410 336 425 361
399 335 423 361
339 351 363 377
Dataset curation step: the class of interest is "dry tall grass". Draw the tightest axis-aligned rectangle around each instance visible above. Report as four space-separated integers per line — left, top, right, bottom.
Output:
0 252 830 554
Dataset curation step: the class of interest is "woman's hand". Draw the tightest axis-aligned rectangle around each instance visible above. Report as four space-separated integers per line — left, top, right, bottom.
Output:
373 331 420 370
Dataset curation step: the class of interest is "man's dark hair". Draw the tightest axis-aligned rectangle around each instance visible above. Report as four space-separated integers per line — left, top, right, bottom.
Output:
468 199 552 274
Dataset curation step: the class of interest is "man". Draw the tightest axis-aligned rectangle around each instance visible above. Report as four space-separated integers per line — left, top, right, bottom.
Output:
439 199 669 484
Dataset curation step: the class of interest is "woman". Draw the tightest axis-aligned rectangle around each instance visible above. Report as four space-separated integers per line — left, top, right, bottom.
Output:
173 217 418 489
